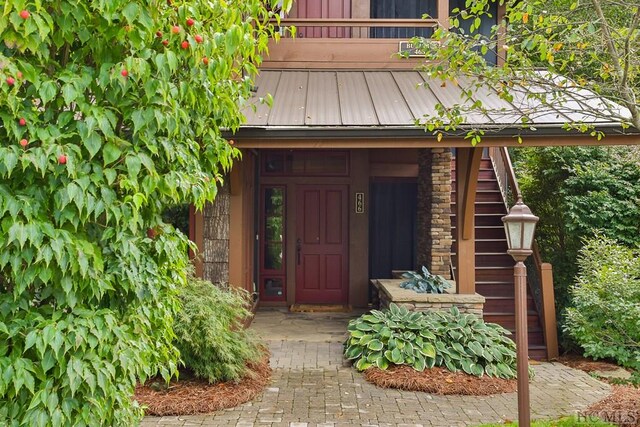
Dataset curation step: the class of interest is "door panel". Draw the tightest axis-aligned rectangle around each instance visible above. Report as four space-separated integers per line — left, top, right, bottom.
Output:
296 185 349 304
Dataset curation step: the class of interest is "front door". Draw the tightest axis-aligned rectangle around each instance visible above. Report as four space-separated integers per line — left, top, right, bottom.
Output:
295 185 349 304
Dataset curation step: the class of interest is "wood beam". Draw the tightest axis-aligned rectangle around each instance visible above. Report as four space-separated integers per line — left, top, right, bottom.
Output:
455 147 482 294
189 205 204 278
541 263 560 359
437 0 450 29
234 134 640 149
229 162 244 288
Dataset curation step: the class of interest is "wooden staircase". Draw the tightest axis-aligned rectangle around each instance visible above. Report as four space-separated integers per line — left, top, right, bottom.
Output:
450 158 548 359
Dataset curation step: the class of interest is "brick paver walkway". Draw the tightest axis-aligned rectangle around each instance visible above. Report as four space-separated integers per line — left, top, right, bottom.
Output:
142 311 611 427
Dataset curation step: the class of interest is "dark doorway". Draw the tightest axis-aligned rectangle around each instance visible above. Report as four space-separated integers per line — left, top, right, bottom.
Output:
369 181 417 279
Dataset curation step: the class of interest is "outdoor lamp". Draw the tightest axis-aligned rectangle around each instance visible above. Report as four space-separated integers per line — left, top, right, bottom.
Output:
502 197 539 261
502 196 539 427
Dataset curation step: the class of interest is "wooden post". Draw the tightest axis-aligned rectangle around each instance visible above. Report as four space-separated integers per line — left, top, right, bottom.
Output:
229 163 244 288
189 205 204 278
437 0 450 29
541 263 559 359
455 147 482 294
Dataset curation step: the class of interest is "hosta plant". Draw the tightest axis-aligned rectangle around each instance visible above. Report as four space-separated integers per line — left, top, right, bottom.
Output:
345 303 438 372
345 304 518 379
401 266 451 294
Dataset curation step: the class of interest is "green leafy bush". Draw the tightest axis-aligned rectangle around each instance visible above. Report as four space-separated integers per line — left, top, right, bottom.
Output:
344 304 517 379
564 236 640 372
174 278 261 383
401 266 452 294
0 0 289 424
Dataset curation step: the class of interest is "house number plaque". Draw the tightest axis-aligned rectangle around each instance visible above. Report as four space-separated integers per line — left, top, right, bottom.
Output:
355 192 365 214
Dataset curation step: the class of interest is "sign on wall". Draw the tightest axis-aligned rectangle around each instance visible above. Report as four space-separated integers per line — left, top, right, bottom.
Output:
398 41 425 58
355 192 365 214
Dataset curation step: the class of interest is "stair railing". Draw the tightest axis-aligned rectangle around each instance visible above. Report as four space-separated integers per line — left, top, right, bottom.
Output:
488 147 559 359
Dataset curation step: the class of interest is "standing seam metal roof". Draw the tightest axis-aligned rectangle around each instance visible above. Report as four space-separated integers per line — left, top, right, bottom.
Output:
242 70 630 129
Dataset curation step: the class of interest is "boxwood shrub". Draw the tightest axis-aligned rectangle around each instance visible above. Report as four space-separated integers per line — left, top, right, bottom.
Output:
344 304 517 379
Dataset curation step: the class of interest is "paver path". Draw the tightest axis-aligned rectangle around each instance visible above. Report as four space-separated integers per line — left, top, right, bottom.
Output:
142 310 611 427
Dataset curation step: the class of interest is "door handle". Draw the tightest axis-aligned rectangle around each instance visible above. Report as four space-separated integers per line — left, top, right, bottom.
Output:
296 238 302 265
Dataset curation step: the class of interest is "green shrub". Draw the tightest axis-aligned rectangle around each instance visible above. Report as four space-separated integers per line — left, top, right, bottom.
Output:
345 304 517 379
401 266 452 294
174 278 261 383
564 236 640 371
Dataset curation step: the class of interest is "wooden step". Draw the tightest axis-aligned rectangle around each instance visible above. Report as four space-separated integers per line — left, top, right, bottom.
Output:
483 312 541 330
451 252 514 265
483 296 536 312
451 213 505 227
450 190 505 203
451 226 508 240
452 238 509 253
451 179 501 191
450 201 507 214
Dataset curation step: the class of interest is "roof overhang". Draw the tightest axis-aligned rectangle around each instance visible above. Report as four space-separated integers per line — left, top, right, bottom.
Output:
232 69 640 147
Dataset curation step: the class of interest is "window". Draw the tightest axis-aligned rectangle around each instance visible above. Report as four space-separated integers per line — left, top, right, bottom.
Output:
370 0 436 38
260 186 286 301
262 151 350 177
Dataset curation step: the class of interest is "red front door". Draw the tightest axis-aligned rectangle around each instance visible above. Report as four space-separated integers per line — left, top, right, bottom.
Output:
295 185 349 304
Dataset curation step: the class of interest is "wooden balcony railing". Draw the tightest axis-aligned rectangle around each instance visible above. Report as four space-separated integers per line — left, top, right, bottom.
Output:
488 146 559 360
276 17 441 39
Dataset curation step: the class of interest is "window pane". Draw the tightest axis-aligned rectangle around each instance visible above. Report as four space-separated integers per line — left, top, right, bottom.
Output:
305 153 348 174
265 188 284 216
263 278 284 298
370 0 436 38
265 216 284 242
264 153 285 173
264 243 284 270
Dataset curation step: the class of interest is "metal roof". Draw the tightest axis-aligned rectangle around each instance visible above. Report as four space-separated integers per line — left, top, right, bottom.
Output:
241 70 633 134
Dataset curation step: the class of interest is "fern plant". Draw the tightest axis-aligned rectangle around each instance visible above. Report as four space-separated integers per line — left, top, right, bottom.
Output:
401 266 451 294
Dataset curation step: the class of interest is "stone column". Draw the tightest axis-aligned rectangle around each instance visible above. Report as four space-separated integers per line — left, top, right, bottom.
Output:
202 184 230 285
417 148 453 279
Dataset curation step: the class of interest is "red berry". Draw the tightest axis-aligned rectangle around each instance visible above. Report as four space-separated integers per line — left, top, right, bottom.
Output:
6 77 15 86
194 34 203 44
19 139 28 148
16 71 23 79
186 18 195 27
19 10 30 19
202 57 209 65
156 31 163 37
162 39 169 46
171 25 180 34
121 69 129 77
19 118 26 126
181 40 189 49
58 154 67 165
147 228 157 239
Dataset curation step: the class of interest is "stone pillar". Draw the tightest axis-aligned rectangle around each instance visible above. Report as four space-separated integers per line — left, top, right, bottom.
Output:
430 148 453 279
202 184 230 285
417 148 452 279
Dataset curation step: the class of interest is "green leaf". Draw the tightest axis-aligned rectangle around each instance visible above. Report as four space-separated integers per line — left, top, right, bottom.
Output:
103 142 122 166
367 339 383 352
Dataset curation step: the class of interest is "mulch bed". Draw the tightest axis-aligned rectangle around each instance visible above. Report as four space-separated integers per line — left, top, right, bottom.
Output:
134 354 271 416
583 386 640 427
556 355 623 374
558 355 639 426
364 365 517 395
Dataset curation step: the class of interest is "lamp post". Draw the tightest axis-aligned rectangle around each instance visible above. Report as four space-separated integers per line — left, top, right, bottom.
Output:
502 196 539 427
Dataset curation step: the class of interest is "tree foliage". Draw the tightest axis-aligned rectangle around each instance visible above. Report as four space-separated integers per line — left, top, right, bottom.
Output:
416 0 640 139
0 0 289 425
564 235 640 372
513 146 640 338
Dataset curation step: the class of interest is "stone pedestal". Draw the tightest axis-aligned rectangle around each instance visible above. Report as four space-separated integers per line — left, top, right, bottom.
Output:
373 279 485 316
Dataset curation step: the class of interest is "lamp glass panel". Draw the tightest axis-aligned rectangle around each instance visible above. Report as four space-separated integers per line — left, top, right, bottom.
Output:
506 221 523 250
522 221 537 251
